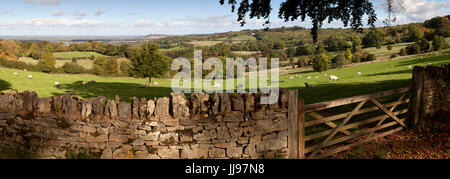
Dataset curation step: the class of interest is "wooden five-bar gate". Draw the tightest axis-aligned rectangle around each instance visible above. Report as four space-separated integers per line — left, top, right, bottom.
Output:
288 87 411 159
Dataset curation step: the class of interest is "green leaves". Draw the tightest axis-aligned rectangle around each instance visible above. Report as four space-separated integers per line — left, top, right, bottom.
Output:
130 43 170 82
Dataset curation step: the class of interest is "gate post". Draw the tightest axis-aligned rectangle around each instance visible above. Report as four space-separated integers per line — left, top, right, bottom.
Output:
408 66 425 128
298 98 305 159
288 90 299 159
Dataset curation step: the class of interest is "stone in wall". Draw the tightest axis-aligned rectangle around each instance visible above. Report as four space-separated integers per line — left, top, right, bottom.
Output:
147 99 155 117
139 98 147 120
210 93 220 115
132 97 139 119
232 94 244 111
171 93 190 119
220 93 231 114
190 93 209 115
244 93 255 113
155 97 170 119
92 96 106 116
118 102 131 119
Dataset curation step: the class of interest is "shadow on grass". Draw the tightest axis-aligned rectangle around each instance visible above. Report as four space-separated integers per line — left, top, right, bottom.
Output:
0 79 12 91
52 78 412 104
365 69 413 77
395 54 450 67
51 81 174 102
283 78 412 104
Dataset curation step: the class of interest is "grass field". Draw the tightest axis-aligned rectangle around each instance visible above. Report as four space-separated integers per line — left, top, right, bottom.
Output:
231 35 257 41
53 51 107 59
18 57 129 70
190 40 224 47
2 53 449 103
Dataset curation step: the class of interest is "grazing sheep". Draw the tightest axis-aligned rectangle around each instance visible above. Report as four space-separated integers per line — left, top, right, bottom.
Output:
153 82 159 86
329 75 339 81
408 65 412 69
290 77 295 79
90 80 97 83
24 69 27 72
82 81 89 86
305 83 315 88
28 75 33 79
54 82 61 87
357 72 363 75
140 84 146 88
213 83 221 89
315 76 319 79
13 72 18 76
306 76 312 80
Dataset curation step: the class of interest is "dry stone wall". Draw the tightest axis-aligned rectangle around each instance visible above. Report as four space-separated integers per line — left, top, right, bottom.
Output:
410 64 449 129
0 89 291 159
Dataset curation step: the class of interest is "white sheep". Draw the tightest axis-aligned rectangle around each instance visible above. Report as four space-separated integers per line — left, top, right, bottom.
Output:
153 82 159 86
329 75 339 81
13 72 18 76
306 76 312 80
408 65 412 69
82 81 89 86
315 76 319 79
140 84 146 88
213 83 221 89
28 75 33 79
357 72 363 75
90 80 97 83
290 77 295 79
54 82 61 87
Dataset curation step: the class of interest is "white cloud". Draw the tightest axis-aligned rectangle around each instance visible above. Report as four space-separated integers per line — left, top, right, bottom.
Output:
53 11 64 16
73 11 87 19
375 0 450 23
95 8 105 16
0 18 102 27
25 0 61 5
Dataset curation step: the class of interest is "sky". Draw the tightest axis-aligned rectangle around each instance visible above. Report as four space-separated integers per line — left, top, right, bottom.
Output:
0 0 448 36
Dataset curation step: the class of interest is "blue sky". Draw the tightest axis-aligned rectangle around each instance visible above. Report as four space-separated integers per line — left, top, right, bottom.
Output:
0 0 448 36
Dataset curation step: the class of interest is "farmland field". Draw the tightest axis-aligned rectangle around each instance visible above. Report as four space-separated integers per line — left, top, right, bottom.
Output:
189 40 224 47
53 51 108 59
2 54 449 103
18 57 129 70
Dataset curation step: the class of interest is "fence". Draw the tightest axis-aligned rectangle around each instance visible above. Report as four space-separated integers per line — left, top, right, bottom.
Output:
289 87 411 159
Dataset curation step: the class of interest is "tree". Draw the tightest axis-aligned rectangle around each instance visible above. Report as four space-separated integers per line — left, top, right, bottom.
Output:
104 58 120 76
296 44 314 56
334 54 349 68
130 43 170 85
37 45 56 73
345 49 353 62
432 35 448 51
417 38 431 52
220 0 377 43
312 54 330 72
362 29 385 48
120 61 133 76
0 40 18 60
29 43 42 60
424 16 450 37
286 47 296 57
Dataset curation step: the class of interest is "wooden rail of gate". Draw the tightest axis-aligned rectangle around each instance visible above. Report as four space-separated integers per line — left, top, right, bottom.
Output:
297 87 411 159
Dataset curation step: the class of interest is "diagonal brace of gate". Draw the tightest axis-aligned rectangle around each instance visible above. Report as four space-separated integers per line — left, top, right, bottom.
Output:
309 100 368 158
